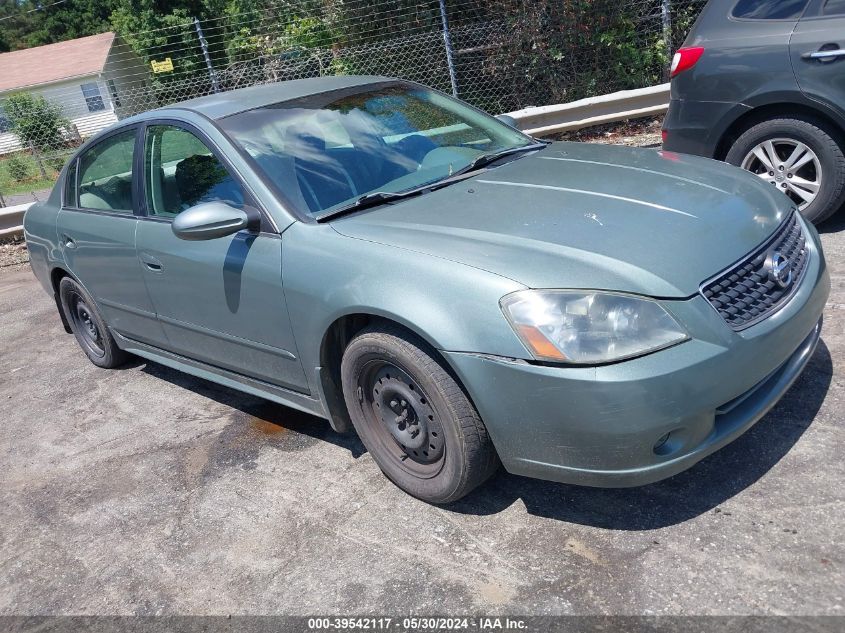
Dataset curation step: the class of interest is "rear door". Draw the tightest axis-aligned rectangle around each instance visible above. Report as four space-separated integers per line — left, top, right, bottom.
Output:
134 120 309 392
790 0 845 122
58 126 164 345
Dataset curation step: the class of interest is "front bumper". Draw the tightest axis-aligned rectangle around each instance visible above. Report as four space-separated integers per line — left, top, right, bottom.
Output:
443 222 830 488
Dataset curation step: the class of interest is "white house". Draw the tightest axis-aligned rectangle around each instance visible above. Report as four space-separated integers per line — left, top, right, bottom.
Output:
0 32 155 154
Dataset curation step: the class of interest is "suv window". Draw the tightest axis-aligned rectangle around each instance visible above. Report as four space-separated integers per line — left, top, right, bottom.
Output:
77 129 136 213
732 0 809 19
144 125 244 217
823 0 845 15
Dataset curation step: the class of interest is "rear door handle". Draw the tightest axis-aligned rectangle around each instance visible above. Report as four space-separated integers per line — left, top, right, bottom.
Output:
61 234 76 249
139 252 163 272
802 48 845 61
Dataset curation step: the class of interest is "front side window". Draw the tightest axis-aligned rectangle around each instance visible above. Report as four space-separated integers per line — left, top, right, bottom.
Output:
732 0 809 19
823 0 845 15
144 125 244 217
81 82 105 113
218 83 535 216
77 129 136 213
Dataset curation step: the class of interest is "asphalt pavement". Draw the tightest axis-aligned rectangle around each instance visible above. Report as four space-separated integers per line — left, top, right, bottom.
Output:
0 215 843 616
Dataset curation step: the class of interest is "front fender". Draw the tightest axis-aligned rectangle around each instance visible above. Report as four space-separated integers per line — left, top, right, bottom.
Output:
281 223 530 376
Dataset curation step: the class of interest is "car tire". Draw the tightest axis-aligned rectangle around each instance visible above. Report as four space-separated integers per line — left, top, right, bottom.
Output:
726 117 845 224
59 276 129 369
340 324 498 504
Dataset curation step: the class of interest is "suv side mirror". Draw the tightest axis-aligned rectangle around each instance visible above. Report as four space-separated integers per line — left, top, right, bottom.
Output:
172 202 250 241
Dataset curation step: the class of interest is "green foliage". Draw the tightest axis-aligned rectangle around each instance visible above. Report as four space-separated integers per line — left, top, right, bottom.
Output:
0 0 120 50
6 154 30 182
224 1 335 61
480 0 672 111
0 153 58 195
3 93 70 154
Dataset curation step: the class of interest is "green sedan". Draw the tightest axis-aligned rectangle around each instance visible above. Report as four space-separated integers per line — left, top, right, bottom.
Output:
24 76 829 503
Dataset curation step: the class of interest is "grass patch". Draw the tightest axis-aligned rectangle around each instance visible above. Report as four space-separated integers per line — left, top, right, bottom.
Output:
0 152 62 197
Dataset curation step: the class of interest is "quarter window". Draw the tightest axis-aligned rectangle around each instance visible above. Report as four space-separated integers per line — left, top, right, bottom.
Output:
77 129 136 213
64 159 78 208
81 82 105 113
823 0 845 15
144 125 244 217
731 0 809 19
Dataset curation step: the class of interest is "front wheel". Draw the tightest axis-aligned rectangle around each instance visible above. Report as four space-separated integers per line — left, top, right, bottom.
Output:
726 117 845 224
340 325 498 504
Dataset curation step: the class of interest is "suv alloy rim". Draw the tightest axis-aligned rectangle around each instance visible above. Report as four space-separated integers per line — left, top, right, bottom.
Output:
741 138 822 211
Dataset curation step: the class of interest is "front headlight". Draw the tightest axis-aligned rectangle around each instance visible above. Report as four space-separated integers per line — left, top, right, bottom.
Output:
500 290 689 364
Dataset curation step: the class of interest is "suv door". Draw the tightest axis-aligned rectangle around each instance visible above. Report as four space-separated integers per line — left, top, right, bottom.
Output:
790 0 845 124
134 121 308 392
58 127 164 345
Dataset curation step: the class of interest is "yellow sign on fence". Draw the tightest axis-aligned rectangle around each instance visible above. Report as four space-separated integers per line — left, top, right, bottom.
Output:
150 58 174 74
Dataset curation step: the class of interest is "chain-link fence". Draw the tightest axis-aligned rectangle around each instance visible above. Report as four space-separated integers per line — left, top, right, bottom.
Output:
0 0 707 206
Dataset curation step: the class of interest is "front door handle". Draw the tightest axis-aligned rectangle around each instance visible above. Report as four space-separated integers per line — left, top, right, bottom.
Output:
139 252 163 272
802 48 845 61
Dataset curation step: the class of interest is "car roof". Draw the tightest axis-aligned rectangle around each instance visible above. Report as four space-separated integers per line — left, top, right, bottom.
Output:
152 75 397 121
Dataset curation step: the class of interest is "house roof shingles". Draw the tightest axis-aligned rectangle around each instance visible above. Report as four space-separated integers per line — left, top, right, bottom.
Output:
0 32 115 93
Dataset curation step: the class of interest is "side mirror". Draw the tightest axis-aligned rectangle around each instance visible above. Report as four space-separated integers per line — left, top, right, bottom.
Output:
495 114 519 129
171 202 250 241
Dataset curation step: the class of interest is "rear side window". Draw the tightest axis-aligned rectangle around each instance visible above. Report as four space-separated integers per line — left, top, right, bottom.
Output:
824 0 845 15
77 129 136 213
732 0 809 19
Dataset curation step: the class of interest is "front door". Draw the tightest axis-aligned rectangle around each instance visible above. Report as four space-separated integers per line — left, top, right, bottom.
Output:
134 122 309 393
58 126 164 345
790 2 845 123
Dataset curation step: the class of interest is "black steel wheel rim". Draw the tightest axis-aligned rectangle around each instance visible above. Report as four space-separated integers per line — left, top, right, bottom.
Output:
358 361 446 478
68 291 105 358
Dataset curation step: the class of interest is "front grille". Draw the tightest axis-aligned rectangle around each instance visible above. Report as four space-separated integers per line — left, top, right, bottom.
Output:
701 212 808 331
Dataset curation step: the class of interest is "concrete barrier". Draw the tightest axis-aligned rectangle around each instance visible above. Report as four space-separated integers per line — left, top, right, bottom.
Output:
505 83 670 137
0 203 33 239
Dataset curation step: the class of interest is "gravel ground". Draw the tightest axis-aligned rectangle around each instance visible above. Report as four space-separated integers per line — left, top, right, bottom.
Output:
556 117 664 148
0 238 29 270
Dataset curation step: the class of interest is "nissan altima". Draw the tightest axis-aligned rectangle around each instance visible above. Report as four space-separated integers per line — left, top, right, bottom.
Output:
24 76 829 503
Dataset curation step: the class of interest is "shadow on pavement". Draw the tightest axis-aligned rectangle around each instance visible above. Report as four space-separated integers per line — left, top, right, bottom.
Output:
447 340 833 530
135 338 831 531
139 360 367 458
818 209 845 234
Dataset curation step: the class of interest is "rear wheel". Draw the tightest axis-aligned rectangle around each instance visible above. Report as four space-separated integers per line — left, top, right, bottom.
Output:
340 325 498 504
726 117 845 224
59 276 128 369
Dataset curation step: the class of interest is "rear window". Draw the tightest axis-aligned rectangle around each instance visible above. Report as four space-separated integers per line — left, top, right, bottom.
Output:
731 0 809 19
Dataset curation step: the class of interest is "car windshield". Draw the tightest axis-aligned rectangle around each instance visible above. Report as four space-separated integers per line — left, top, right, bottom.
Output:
218 83 536 216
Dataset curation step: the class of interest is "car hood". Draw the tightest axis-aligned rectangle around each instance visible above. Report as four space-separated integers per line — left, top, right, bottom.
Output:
331 142 794 297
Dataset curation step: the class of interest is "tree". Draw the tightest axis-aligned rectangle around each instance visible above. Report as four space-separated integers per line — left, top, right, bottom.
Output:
24 0 120 46
4 92 70 155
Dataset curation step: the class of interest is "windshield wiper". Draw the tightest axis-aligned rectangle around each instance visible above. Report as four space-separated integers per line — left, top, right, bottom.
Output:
315 142 546 222
315 189 424 222
450 142 547 178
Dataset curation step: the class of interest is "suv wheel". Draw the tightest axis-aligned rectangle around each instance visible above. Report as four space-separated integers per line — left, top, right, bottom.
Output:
340 324 498 504
726 117 845 224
